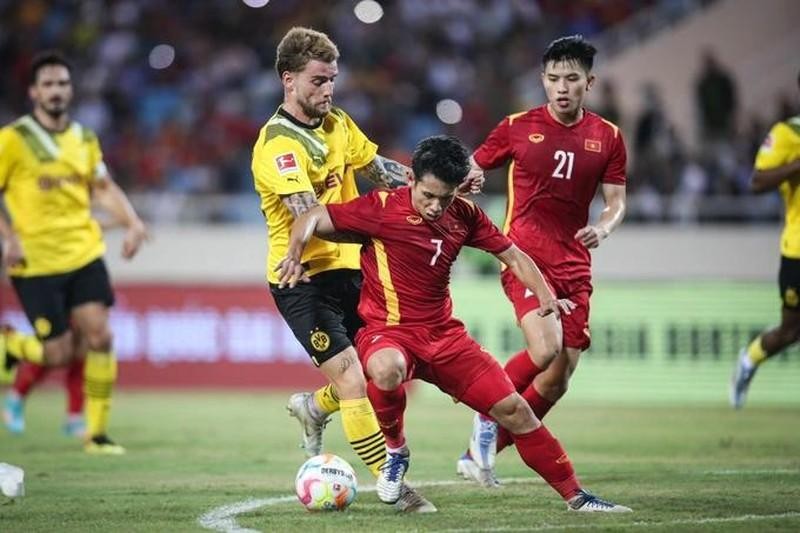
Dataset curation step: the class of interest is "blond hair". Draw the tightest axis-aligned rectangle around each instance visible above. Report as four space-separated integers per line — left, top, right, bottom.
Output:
275 27 339 77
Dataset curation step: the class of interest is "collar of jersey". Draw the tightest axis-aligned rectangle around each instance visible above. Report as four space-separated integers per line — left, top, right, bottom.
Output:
277 106 323 130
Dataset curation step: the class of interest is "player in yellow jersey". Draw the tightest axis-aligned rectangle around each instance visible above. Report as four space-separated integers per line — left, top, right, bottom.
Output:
252 27 433 511
0 51 147 452
731 69 800 409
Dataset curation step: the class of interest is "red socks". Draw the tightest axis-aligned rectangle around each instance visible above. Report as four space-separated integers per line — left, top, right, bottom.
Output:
66 357 85 415
12 361 47 396
504 350 542 391
366 381 407 449
512 425 580 500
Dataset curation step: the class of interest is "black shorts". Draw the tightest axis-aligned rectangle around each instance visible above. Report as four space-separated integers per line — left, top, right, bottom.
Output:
779 256 800 309
10 258 115 340
269 268 363 366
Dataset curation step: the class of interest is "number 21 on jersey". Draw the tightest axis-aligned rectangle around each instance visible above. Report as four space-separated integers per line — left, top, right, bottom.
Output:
552 150 574 180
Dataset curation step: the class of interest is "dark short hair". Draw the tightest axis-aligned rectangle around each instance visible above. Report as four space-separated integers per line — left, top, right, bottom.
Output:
275 27 339 77
30 50 72 84
411 135 471 186
542 35 597 73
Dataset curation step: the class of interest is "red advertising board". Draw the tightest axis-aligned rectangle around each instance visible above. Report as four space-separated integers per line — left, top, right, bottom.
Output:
1 284 327 389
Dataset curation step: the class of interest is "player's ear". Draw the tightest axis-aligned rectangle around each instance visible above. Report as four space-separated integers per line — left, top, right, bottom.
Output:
282 71 294 91
586 74 596 92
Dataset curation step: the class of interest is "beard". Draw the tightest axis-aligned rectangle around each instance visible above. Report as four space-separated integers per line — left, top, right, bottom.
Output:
298 98 330 121
40 98 68 119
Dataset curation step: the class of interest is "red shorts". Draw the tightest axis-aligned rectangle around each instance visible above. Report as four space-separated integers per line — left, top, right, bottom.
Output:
355 319 515 415
501 268 593 351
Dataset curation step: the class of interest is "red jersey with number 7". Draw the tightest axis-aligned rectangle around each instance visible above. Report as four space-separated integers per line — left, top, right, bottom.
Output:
473 105 627 283
326 187 512 327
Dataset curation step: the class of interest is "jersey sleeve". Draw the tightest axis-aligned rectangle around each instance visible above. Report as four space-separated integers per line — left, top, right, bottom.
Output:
252 136 314 198
462 199 513 254
86 130 109 181
0 128 18 190
755 123 797 170
327 190 385 237
602 130 627 185
473 117 512 170
341 109 378 169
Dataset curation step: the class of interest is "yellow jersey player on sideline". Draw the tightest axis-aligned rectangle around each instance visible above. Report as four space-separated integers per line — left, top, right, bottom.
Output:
252 27 433 511
731 69 800 409
0 50 147 453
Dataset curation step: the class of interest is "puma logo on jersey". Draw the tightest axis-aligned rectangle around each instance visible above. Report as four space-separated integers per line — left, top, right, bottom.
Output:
529 133 545 143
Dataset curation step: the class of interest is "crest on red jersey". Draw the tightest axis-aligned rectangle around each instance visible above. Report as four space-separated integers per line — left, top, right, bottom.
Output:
406 215 423 225
584 139 602 153
275 152 298 174
528 133 545 143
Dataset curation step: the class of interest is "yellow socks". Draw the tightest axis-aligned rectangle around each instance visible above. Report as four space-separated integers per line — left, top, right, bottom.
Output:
746 336 768 366
4 330 44 364
313 384 341 415
340 397 386 477
84 350 117 438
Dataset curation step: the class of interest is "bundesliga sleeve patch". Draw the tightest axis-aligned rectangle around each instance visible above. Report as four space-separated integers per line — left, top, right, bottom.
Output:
275 152 299 174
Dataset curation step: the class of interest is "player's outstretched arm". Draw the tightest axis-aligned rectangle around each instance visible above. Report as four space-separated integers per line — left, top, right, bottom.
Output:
751 160 800 193
92 177 148 260
496 244 574 318
575 183 626 249
278 205 351 288
357 155 412 189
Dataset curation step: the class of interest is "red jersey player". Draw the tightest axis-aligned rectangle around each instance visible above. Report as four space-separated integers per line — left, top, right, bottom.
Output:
278 135 631 512
456 35 628 487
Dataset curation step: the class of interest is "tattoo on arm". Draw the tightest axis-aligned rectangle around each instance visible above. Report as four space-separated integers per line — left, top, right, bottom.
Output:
281 191 320 219
360 155 409 189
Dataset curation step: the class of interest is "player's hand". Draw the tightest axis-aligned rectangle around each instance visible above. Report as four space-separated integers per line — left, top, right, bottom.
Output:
574 225 608 249
1 235 26 269
457 165 485 195
276 254 310 289
537 297 575 318
122 220 149 260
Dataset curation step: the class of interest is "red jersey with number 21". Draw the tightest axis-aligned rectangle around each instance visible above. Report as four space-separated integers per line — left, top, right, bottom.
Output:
326 187 512 327
473 105 626 283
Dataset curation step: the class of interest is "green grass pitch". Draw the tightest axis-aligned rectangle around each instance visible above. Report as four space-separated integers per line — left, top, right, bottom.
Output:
1 386 799 532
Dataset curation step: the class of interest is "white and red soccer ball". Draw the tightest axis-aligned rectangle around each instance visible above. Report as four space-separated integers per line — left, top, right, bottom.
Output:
295 453 357 511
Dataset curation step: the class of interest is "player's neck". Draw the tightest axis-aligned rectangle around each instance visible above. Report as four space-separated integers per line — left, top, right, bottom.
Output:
546 103 583 127
32 107 70 132
280 102 322 128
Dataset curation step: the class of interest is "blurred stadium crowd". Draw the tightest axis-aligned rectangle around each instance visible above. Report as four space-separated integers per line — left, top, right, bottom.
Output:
0 0 792 223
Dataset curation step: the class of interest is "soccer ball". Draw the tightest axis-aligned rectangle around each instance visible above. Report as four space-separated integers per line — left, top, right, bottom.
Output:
295 453 357 511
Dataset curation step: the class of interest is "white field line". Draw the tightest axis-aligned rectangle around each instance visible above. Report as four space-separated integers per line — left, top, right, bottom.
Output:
198 472 800 533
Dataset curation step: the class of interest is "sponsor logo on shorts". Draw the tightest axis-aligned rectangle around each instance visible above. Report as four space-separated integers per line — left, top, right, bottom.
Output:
523 288 534 298
785 287 799 307
528 133 545 143
555 453 570 464
310 330 331 352
406 215 423 225
34 317 52 338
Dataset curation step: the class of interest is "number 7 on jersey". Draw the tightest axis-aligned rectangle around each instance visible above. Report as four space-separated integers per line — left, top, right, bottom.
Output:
430 239 443 266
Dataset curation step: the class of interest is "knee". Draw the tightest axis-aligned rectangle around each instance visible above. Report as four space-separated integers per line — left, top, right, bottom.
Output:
84 327 113 352
367 355 405 391
527 339 560 369
491 394 539 433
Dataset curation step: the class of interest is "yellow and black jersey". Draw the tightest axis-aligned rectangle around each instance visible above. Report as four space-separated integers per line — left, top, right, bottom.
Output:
755 115 800 258
252 106 377 284
0 115 107 276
